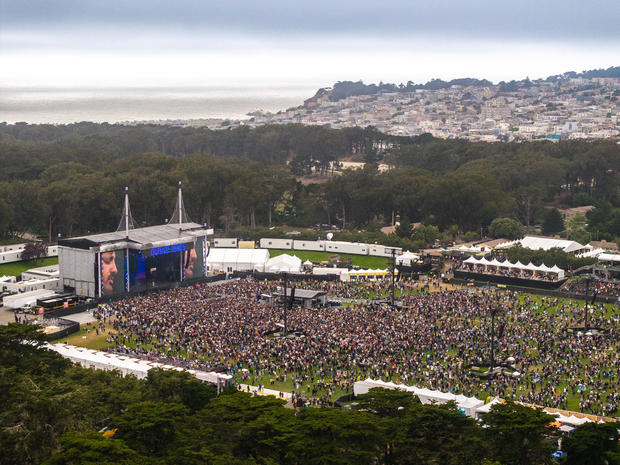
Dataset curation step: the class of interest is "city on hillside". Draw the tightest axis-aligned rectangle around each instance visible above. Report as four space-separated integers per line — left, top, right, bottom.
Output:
250 75 619 141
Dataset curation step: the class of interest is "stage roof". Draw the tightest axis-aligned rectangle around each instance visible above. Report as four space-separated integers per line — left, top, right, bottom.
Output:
59 222 210 251
275 288 327 299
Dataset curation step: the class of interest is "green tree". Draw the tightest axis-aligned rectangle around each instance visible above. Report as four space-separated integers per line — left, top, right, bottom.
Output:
144 369 216 413
412 224 440 246
354 388 420 418
113 402 189 456
562 422 620 465
288 408 382 465
20 241 48 262
42 431 146 465
395 216 412 238
542 208 565 235
482 401 555 465
488 217 524 240
392 402 488 465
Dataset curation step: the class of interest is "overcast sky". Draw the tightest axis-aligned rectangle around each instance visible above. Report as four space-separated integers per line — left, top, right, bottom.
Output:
1 0 619 87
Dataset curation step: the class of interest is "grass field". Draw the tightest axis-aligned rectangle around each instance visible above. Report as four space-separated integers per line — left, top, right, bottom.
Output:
0 257 58 276
268 249 389 269
50 322 115 351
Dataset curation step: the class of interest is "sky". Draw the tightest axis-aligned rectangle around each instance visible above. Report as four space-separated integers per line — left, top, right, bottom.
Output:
1 0 619 88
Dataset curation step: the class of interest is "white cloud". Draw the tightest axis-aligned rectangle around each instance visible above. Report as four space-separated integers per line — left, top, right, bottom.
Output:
1 36 618 87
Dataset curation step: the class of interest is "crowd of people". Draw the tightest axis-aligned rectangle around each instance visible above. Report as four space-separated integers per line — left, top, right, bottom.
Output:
283 277 433 300
99 278 619 417
563 277 620 298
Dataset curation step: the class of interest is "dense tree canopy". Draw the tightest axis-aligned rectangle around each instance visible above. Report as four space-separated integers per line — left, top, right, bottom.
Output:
0 124 618 246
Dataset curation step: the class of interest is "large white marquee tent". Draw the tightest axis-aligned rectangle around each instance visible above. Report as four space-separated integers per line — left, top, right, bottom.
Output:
462 256 564 279
207 248 269 273
496 236 585 254
262 254 303 273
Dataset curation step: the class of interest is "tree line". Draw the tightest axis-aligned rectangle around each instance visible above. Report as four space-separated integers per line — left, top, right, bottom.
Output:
0 124 618 246
1 324 618 465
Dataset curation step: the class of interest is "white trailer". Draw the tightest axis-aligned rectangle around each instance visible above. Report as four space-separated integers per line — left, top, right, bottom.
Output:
0 250 23 263
3 278 61 294
324 241 369 255
259 238 293 250
293 240 326 252
368 245 403 257
213 238 238 248
1 244 59 265
2 289 56 309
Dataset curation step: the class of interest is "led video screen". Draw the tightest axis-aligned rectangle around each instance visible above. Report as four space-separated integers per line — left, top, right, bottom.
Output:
100 249 126 297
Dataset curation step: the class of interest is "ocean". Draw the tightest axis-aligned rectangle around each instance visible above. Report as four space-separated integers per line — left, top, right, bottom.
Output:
0 86 317 124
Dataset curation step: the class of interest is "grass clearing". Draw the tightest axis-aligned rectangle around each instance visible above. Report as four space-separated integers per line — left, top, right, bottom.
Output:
50 322 115 351
268 249 389 269
0 257 58 276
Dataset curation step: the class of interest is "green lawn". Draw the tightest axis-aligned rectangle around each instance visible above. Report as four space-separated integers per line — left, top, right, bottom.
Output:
50 324 114 351
0 257 59 276
268 249 389 269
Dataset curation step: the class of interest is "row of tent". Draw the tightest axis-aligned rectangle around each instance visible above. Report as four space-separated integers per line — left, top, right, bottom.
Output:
353 379 612 427
462 256 565 279
354 378 484 417
47 343 232 387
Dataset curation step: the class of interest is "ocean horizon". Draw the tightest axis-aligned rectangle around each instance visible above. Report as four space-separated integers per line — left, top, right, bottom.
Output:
0 85 318 124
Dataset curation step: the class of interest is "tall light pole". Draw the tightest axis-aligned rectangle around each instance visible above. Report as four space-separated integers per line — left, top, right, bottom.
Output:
489 306 498 375
583 275 597 331
280 272 295 336
384 247 401 309
391 248 396 309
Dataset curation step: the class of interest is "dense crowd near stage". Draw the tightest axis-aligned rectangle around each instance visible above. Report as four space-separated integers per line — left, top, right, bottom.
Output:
563 277 620 298
96 277 619 417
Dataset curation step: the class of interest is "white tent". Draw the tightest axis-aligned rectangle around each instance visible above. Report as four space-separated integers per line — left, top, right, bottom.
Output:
550 265 564 279
538 263 552 273
474 397 503 418
598 253 620 263
263 254 303 273
460 256 564 278
396 251 420 266
207 248 269 273
47 343 232 385
498 236 585 254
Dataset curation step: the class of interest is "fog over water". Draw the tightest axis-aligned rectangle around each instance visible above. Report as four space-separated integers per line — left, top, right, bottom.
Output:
0 86 317 124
